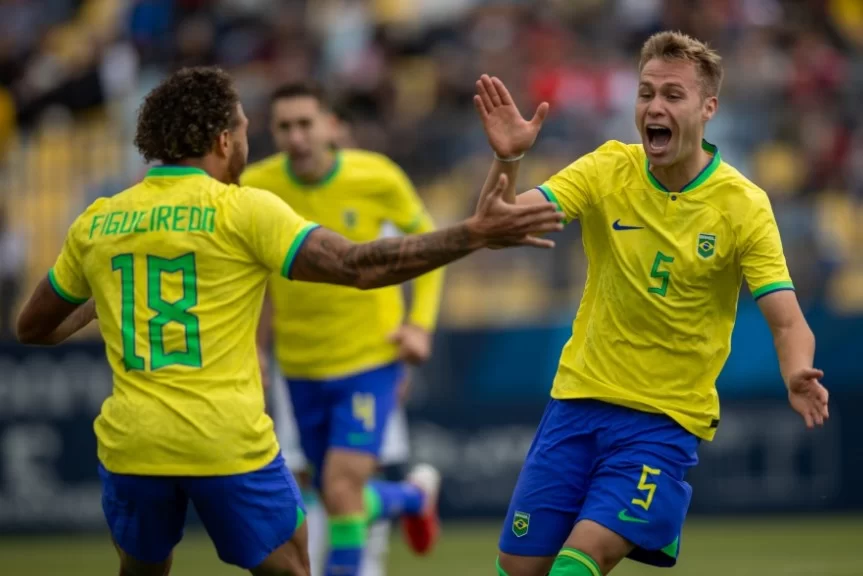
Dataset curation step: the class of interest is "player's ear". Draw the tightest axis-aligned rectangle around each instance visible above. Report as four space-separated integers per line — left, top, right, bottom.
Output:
215 129 231 159
702 96 718 123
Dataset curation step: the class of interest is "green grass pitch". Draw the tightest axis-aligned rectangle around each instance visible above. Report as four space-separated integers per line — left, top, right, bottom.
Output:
1 517 860 575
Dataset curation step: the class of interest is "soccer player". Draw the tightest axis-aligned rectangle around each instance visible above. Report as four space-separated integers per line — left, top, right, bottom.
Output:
472 32 831 576
244 83 442 576
267 354 408 576
13 66 563 576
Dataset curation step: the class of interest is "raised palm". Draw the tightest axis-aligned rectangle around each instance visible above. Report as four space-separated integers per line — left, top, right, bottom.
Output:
787 367 829 429
473 74 549 158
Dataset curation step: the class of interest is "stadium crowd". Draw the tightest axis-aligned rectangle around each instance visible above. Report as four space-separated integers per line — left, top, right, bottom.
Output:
1 0 863 334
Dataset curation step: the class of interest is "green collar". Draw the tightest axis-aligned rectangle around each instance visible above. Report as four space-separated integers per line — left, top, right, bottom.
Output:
145 166 209 178
646 140 721 193
285 151 342 188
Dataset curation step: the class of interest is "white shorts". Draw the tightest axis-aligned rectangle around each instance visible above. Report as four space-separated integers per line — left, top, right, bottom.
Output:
270 373 410 471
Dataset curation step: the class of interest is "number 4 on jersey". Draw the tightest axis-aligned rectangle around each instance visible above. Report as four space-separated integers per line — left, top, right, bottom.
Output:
112 253 202 371
648 251 674 297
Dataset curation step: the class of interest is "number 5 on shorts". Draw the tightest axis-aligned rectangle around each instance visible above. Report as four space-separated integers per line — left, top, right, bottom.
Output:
352 393 376 432
631 464 661 511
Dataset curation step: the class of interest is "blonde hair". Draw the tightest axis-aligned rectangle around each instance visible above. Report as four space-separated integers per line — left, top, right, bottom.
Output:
639 31 723 97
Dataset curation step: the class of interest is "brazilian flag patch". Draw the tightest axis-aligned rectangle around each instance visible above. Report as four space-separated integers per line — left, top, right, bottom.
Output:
512 511 530 538
697 233 715 259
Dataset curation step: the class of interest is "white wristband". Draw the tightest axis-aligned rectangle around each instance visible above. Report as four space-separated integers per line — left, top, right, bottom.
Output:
494 152 525 163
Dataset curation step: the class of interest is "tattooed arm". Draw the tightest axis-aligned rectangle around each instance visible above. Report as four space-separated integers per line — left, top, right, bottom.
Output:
289 173 565 289
290 224 479 289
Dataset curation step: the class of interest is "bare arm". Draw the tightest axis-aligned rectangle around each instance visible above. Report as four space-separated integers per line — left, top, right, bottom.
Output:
478 158 554 207
290 173 563 289
291 224 479 290
758 290 815 387
17 277 97 345
480 157 522 205
758 290 829 428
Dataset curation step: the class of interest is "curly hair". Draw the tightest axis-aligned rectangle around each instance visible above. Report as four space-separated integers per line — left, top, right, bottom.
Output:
134 67 240 164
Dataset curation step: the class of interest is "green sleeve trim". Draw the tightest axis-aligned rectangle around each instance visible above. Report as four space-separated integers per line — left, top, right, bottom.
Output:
47 269 88 304
556 548 601 576
328 515 367 548
752 280 795 300
281 223 320 279
537 184 569 224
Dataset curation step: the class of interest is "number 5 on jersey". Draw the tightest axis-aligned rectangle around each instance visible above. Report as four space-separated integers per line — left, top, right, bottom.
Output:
648 251 674 297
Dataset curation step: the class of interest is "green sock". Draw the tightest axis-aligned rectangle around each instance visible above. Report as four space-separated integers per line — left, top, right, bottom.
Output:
549 548 602 576
326 515 366 576
363 484 383 523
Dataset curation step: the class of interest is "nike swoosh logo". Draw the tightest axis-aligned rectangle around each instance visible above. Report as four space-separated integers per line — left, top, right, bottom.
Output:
618 509 649 523
612 219 644 231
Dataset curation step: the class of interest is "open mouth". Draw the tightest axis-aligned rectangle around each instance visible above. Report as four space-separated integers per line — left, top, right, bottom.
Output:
646 125 672 152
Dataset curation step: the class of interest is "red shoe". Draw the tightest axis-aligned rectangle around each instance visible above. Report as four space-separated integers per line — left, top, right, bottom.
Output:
401 463 441 555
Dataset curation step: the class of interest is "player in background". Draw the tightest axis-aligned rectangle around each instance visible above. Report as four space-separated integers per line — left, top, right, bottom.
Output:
268 358 409 576
263 100 415 576
14 66 564 576
471 32 830 576
331 105 416 576
244 83 441 576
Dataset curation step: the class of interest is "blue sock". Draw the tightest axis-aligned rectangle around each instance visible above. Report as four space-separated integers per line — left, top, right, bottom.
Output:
364 480 425 521
325 515 365 576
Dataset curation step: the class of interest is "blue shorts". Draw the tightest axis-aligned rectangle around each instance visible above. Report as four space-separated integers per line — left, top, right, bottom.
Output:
287 362 402 487
99 454 305 569
499 399 699 567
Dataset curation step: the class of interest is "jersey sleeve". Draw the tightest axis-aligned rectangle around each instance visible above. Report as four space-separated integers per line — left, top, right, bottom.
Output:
740 193 794 300
383 160 433 233
536 149 603 223
49 216 91 304
232 187 319 280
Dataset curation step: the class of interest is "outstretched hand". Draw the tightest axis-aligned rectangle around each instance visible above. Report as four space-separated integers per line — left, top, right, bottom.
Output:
787 367 829 429
474 74 549 158
467 173 564 249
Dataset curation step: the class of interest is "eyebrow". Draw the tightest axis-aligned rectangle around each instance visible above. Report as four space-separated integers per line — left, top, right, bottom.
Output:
639 80 686 91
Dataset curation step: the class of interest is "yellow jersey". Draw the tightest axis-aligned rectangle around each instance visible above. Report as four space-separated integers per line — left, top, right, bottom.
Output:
48 166 317 475
242 149 443 379
539 141 793 440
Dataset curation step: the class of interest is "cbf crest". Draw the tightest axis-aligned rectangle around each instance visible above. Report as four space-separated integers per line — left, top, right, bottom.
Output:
697 233 715 259
512 511 530 538
343 209 357 229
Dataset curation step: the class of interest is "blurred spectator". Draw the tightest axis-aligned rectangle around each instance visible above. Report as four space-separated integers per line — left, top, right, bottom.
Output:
0 205 24 339
4 0 863 326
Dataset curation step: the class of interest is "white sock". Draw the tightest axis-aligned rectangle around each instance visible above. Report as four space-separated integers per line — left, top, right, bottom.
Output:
305 496 328 576
360 520 391 576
